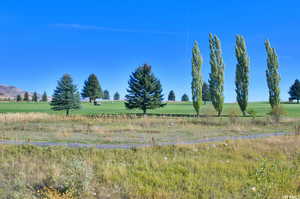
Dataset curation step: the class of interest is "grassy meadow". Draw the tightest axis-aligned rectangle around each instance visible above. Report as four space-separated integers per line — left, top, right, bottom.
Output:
0 102 300 198
1 135 300 198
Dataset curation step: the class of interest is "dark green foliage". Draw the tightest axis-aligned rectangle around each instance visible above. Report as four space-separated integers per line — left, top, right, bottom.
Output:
50 74 80 116
81 74 102 105
113 92 120 100
235 35 250 116
289 79 300 103
32 92 38 102
209 34 225 116
42 92 48 102
16 94 22 102
181 94 189 102
103 90 110 100
265 40 281 108
202 82 210 104
125 64 166 114
191 40 203 116
168 90 176 101
23 92 29 101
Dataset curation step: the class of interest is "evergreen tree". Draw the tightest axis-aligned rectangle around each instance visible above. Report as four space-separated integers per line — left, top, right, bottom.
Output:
113 92 120 100
50 74 80 116
265 40 281 108
42 91 48 102
168 90 176 101
209 34 225 116
32 92 38 102
191 40 203 116
235 35 250 116
16 94 22 102
202 82 210 104
181 94 189 102
125 64 166 114
103 90 110 100
289 79 300 103
81 74 102 105
23 92 29 101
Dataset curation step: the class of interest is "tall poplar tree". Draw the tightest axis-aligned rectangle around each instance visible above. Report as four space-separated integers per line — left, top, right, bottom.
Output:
202 82 210 105
191 40 203 116
265 40 280 108
32 92 38 102
42 91 48 102
208 34 224 116
235 35 250 116
50 74 80 116
24 92 29 102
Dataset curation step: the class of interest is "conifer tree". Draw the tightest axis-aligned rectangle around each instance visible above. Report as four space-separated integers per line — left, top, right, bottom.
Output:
289 79 300 103
32 92 38 102
24 92 29 102
81 74 102 105
125 64 165 114
42 91 48 102
103 90 110 100
113 92 120 100
191 40 203 116
209 34 225 116
168 90 176 101
202 82 210 104
50 74 80 116
181 94 189 102
265 40 280 108
16 94 22 102
235 35 250 116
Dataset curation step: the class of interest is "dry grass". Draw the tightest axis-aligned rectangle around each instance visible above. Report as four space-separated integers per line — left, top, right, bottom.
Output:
0 135 299 198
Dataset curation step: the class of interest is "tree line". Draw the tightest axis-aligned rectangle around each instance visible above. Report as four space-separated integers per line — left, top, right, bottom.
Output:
49 34 299 116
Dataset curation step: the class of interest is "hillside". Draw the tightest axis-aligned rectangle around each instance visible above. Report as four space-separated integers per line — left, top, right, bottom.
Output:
0 85 33 100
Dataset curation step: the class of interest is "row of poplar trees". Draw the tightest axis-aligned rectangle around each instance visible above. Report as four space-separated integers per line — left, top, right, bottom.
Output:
191 34 280 116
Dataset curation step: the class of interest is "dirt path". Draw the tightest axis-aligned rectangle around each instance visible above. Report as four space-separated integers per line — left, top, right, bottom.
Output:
0 132 294 149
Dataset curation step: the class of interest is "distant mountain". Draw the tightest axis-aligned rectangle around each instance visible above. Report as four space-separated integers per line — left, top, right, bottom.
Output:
0 85 37 99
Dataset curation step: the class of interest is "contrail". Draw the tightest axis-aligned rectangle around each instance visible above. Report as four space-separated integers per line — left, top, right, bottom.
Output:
52 23 182 36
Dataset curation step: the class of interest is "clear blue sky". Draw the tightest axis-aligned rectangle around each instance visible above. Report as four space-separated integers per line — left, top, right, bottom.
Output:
0 0 299 102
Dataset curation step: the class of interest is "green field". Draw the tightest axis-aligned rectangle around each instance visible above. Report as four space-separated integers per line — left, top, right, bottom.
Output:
0 101 300 117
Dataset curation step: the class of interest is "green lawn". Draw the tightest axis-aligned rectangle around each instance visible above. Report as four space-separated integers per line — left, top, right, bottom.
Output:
0 101 299 117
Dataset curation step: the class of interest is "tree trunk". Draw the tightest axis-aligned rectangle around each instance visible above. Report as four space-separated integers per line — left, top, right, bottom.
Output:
66 109 69 116
89 98 92 103
298 99 299 104
143 109 147 115
94 99 97 105
242 111 246 117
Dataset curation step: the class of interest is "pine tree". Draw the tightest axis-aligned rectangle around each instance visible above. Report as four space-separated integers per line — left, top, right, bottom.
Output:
168 90 176 101
202 82 210 104
125 64 166 114
50 74 80 116
103 90 110 100
181 94 189 102
191 40 203 116
81 74 102 105
16 94 22 102
235 35 250 116
113 92 120 100
42 91 48 102
265 40 280 108
24 92 29 102
209 34 225 116
32 92 38 102
289 79 300 103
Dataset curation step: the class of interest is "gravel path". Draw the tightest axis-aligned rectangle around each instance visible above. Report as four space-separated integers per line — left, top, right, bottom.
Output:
0 132 294 149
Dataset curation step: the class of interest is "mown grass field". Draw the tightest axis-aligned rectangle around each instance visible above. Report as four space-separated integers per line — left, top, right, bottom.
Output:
0 101 300 117
1 135 300 199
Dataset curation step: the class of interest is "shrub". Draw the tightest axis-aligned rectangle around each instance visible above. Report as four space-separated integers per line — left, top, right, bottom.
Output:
247 108 257 119
268 105 286 123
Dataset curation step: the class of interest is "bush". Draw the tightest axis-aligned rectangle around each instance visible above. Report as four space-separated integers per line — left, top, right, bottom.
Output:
246 108 257 119
268 105 286 123
228 108 240 124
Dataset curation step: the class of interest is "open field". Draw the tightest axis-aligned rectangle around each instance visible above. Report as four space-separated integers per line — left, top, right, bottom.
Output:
1 135 300 198
0 113 299 145
0 101 300 117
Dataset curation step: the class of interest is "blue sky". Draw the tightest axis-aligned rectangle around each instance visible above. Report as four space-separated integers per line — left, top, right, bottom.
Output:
0 0 299 102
